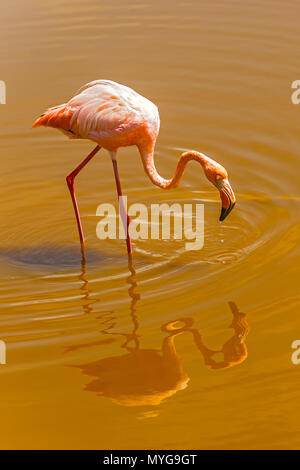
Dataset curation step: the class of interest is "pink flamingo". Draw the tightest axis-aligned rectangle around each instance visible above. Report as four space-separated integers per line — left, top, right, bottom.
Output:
33 80 236 255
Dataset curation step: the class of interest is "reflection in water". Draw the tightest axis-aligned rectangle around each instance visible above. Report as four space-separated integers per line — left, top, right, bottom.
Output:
65 256 250 407
71 333 189 407
191 301 250 370
0 245 104 268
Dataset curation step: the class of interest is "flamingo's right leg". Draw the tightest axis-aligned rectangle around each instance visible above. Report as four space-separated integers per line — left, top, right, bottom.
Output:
66 145 101 244
109 152 132 255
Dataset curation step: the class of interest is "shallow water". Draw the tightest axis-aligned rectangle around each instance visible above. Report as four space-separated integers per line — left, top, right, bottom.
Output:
0 0 300 449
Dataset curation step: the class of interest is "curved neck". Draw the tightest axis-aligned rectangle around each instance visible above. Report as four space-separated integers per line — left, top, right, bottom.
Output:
139 147 210 189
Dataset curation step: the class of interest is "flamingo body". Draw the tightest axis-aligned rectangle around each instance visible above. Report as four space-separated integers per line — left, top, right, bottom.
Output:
34 80 236 255
34 80 160 152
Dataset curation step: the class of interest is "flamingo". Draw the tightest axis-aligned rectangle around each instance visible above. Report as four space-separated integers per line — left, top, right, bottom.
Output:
33 80 236 255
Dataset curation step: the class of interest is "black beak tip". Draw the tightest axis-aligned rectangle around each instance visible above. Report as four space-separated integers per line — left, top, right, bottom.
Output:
219 203 235 222
219 207 227 221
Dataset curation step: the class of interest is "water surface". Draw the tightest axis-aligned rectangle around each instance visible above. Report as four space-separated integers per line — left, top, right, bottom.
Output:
0 0 300 449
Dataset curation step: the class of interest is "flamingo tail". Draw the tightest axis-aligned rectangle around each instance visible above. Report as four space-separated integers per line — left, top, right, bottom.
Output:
33 104 74 131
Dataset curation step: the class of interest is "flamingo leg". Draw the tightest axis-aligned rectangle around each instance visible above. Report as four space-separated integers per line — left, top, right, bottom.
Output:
110 152 132 255
66 145 101 244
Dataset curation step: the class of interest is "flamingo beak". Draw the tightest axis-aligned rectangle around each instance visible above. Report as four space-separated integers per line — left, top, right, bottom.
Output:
219 179 236 221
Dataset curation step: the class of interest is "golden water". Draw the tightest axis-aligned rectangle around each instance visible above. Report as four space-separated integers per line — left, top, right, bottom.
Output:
1 0 300 449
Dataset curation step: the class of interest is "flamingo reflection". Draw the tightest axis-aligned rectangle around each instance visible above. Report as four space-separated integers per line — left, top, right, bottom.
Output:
65 258 250 406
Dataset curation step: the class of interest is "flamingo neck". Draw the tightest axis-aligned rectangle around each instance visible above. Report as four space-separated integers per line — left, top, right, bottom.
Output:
139 147 209 189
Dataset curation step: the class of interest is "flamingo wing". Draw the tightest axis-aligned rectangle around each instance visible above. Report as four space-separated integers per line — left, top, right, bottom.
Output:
33 80 159 143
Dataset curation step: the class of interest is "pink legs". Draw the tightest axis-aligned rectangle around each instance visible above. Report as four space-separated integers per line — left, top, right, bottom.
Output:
66 145 101 244
66 146 132 256
110 153 132 255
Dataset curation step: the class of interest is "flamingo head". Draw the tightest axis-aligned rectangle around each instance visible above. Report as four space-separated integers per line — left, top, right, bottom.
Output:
204 161 236 221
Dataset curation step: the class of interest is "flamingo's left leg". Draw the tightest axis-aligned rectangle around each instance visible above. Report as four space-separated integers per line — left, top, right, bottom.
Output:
109 152 132 255
66 145 101 244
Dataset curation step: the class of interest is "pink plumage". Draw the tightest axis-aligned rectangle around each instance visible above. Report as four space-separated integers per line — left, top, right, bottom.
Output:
34 80 160 152
34 80 236 256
